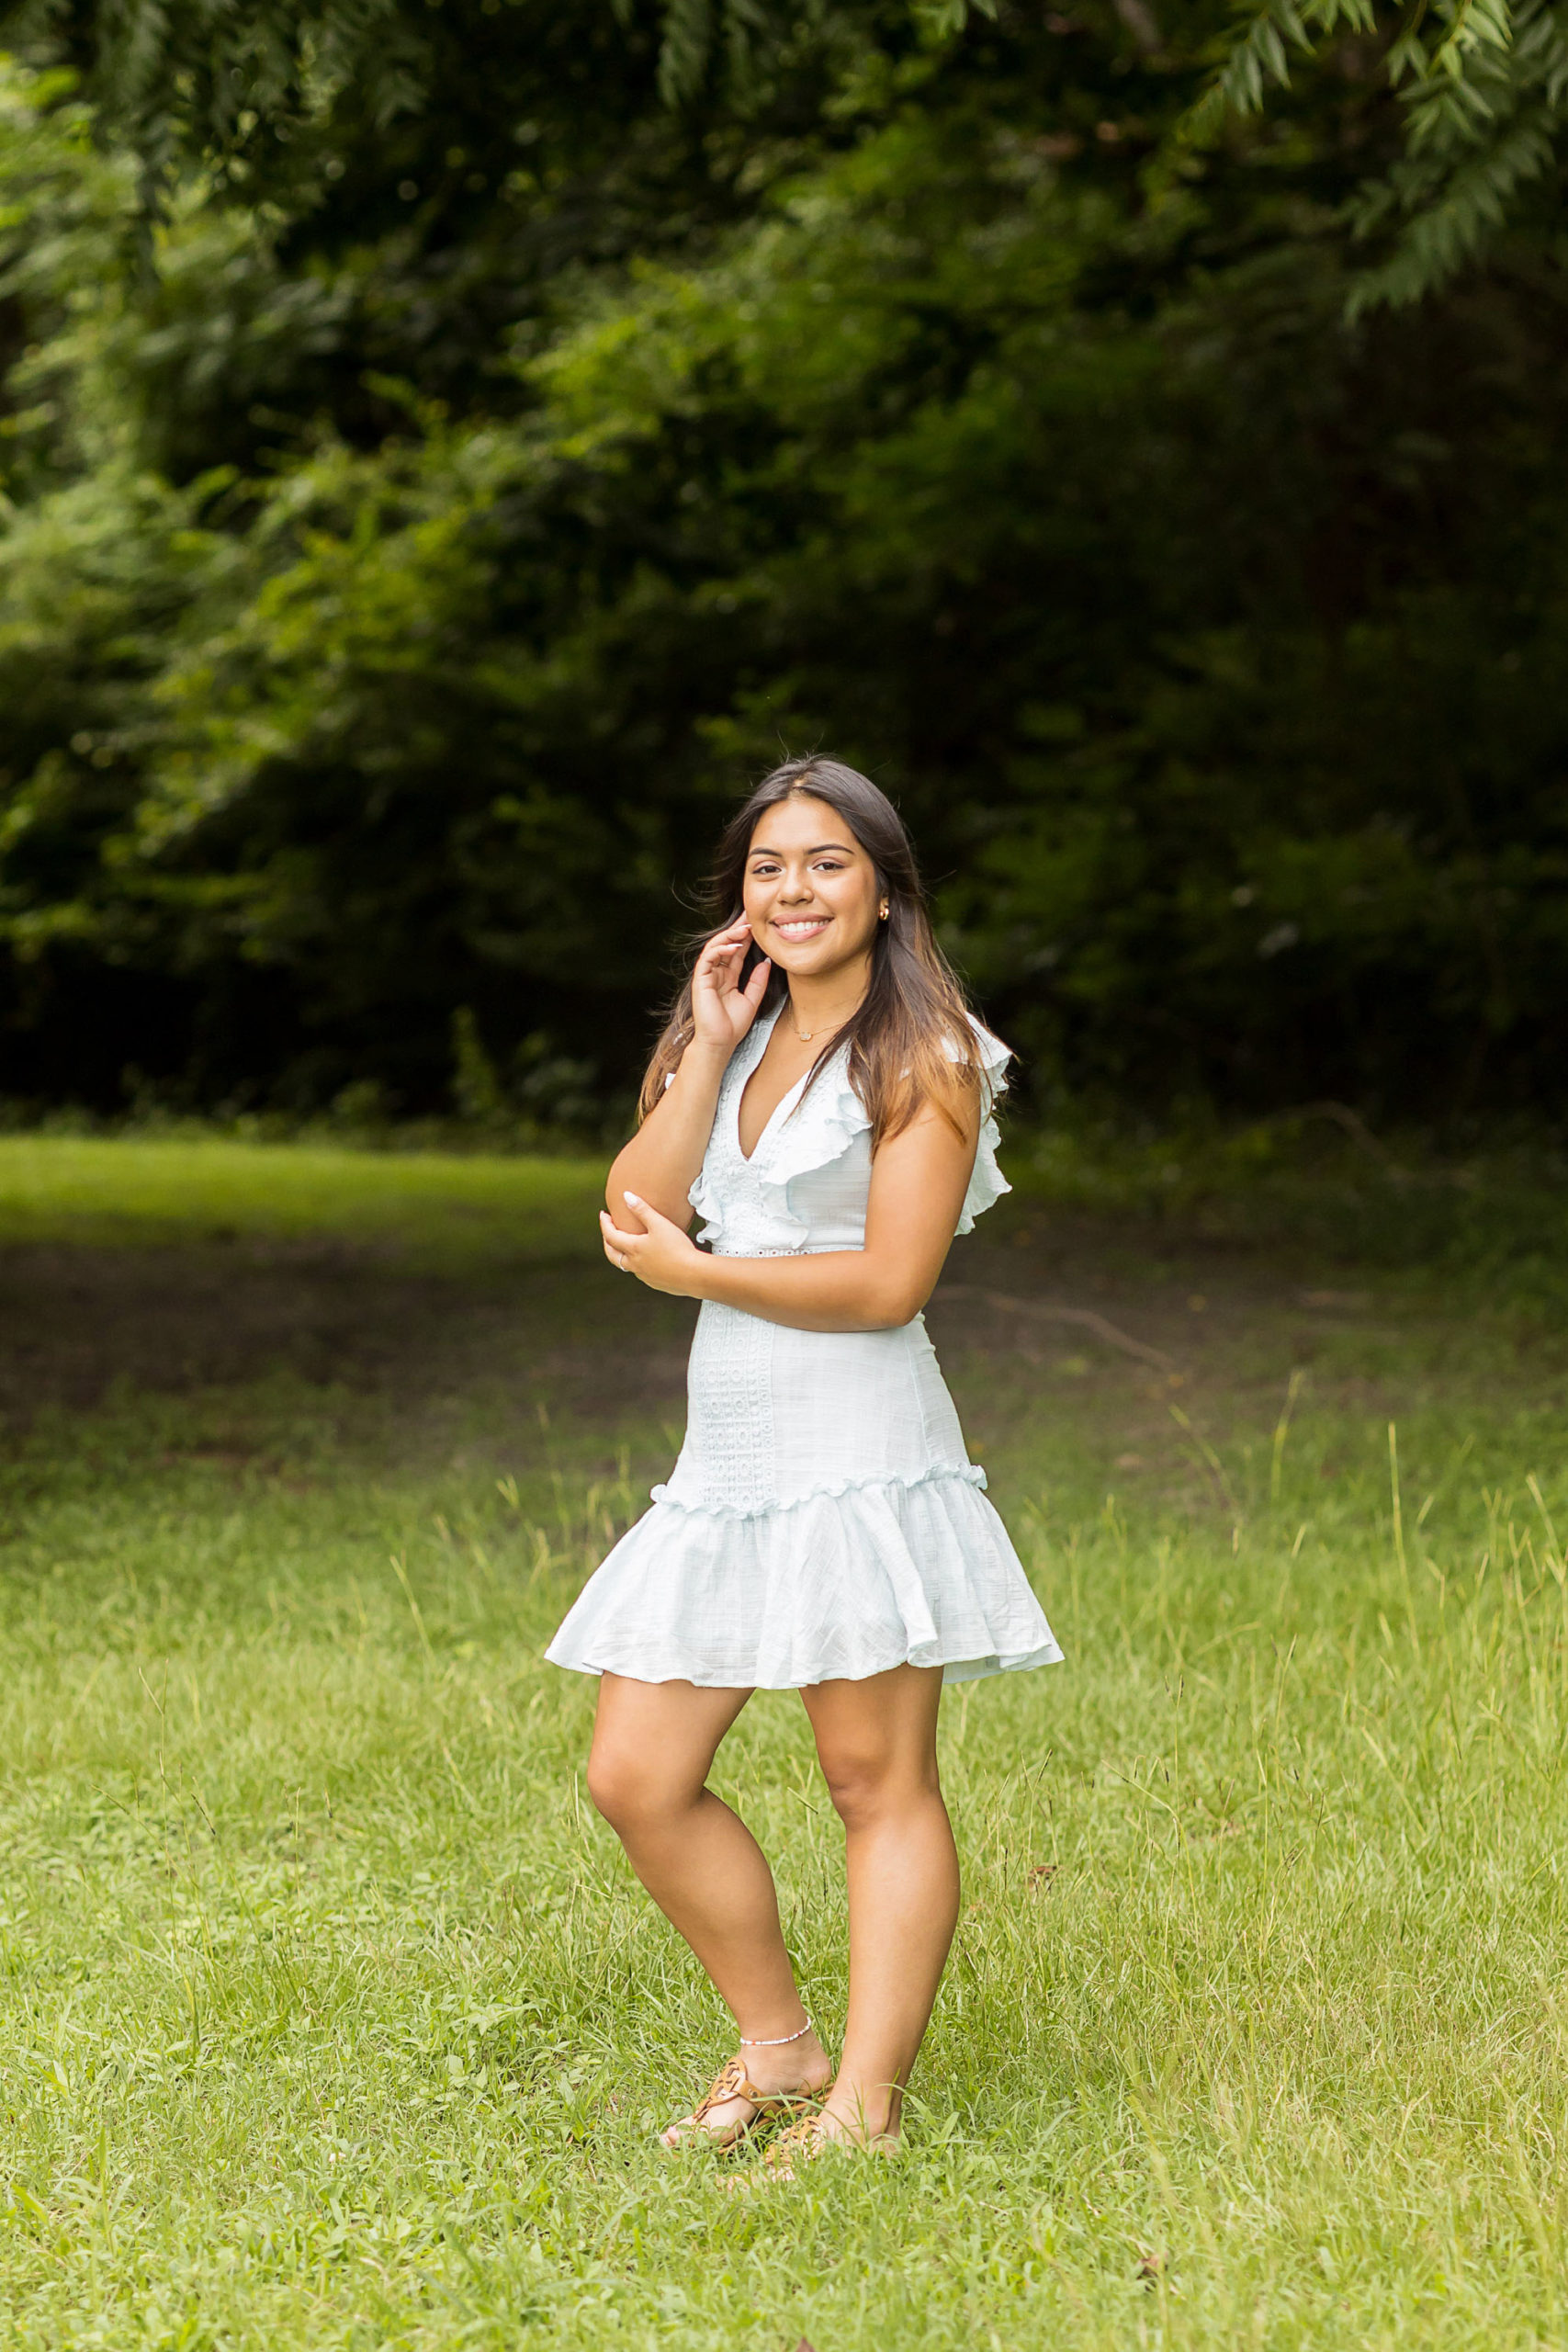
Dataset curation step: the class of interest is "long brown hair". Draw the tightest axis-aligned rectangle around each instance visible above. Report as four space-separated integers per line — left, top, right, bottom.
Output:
638 757 1000 1146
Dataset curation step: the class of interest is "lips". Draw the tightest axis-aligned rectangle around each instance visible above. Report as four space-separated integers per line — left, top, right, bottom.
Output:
772 917 830 941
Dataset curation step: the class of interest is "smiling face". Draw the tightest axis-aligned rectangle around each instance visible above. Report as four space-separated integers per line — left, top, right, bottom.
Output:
741 793 884 983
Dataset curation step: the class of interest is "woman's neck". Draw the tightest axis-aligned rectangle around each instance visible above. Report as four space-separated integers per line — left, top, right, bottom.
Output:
785 957 872 1044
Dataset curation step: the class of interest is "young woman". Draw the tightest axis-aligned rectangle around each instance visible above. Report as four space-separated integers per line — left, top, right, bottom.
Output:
547 756 1061 2170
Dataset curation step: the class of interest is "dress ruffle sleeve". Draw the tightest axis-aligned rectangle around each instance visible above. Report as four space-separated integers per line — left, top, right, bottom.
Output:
668 1066 729 1243
685 1006 1012 1249
956 1022 1012 1235
749 1058 873 1240
688 1154 724 1243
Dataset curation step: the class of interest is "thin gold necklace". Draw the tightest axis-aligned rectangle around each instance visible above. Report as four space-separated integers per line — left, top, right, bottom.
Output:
791 1004 852 1044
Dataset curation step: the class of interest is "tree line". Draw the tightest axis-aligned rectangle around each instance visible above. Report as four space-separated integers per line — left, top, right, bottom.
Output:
1 0 1565 1127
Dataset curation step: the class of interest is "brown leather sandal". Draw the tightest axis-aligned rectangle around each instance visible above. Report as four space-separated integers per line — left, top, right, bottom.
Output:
760 2112 899 2177
660 2055 815 2152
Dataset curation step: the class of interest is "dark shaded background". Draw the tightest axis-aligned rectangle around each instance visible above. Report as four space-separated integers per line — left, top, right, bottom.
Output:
2 0 1565 1128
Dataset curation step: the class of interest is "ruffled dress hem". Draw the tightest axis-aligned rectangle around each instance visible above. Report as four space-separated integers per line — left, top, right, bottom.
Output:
545 1643 1063 1691
544 1463 1064 1690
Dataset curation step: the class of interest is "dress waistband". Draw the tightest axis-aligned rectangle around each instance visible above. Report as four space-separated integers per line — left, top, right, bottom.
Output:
709 1241 852 1258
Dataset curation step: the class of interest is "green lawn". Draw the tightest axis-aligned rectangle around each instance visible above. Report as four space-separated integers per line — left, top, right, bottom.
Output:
0 1136 605 1267
1 1137 1564 2349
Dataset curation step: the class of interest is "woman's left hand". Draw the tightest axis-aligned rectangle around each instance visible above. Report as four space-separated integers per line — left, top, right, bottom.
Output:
600 1193 705 1297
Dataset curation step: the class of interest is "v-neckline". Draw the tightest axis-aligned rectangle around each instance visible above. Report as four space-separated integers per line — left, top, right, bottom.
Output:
735 1005 813 1166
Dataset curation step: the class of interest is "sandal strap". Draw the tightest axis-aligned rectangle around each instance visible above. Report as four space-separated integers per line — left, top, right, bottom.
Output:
775 2114 828 2145
763 2113 830 2170
765 2112 897 2167
688 2057 777 2123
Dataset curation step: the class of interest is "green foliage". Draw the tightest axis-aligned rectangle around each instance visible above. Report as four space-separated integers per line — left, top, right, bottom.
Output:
1180 0 1568 307
0 11 1566 1121
4 0 419 194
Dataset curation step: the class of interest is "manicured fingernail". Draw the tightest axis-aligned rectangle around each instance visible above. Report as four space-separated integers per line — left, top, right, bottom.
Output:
626 1192 641 1205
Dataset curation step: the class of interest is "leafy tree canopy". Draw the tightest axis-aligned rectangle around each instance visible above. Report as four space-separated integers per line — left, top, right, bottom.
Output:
1 1 1564 1125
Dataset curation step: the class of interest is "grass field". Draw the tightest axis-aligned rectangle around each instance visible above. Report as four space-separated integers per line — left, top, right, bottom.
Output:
1 1135 1565 2349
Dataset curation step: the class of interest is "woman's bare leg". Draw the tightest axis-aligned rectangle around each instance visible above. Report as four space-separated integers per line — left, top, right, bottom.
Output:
799 1662 957 2142
587 1673 831 2132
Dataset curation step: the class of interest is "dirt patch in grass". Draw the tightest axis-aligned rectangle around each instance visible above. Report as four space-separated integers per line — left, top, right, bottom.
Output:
0 1239 699 1427
3 1193 1533 1500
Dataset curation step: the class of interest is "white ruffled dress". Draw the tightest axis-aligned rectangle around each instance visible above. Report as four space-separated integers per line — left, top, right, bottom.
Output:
546 1004 1063 1690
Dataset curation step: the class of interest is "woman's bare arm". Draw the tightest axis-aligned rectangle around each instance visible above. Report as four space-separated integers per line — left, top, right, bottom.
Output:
602 1090 981 1331
605 1040 731 1229
605 920 772 1227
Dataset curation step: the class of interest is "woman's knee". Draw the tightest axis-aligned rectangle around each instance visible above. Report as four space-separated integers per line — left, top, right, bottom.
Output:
586 1745 695 1832
818 1747 936 1831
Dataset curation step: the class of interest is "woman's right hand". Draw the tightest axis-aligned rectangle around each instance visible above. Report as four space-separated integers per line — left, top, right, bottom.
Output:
690 920 772 1057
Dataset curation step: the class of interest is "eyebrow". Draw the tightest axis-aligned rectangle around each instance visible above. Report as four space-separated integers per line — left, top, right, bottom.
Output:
747 841 857 859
